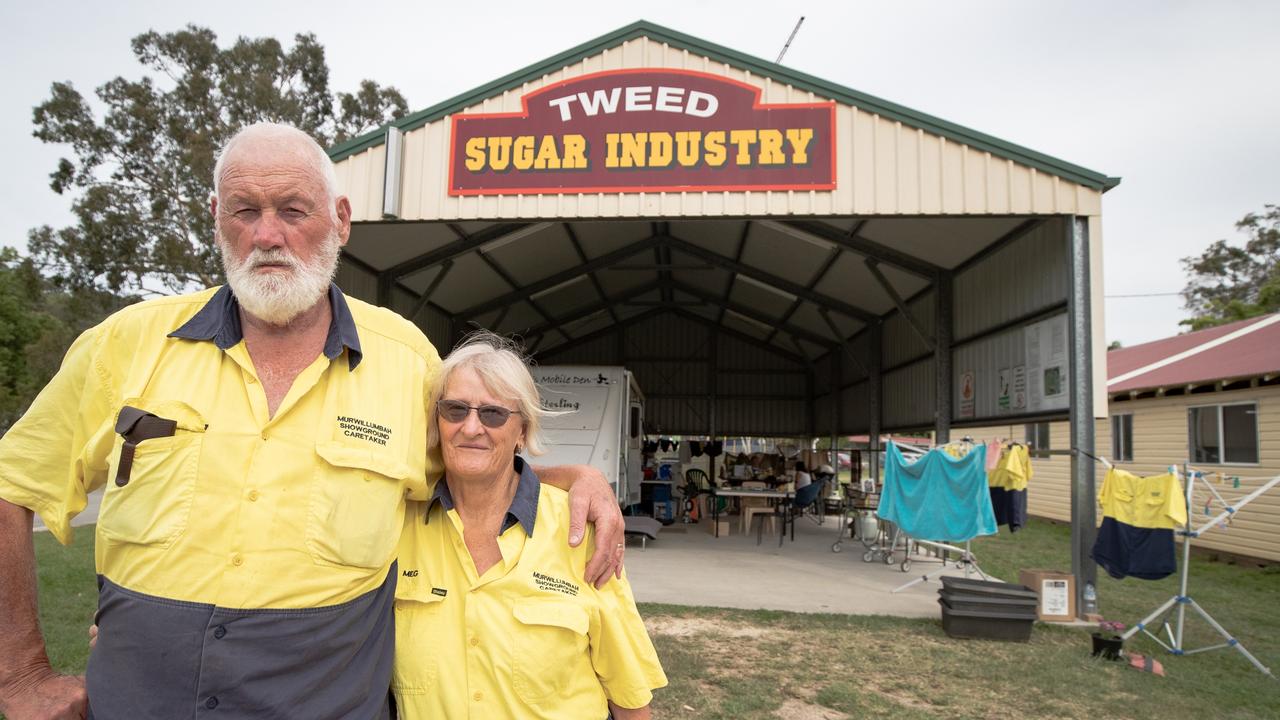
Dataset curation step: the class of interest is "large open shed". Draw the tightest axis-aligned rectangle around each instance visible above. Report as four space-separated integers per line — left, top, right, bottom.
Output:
326 21 1119 614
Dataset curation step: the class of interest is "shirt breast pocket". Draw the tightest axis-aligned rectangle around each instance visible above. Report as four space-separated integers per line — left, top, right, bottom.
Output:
511 600 591 704
392 583 446 693
307 441 410 569
99 400 206 548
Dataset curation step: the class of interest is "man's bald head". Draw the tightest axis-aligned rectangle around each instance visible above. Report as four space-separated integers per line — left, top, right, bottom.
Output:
212 123 339 210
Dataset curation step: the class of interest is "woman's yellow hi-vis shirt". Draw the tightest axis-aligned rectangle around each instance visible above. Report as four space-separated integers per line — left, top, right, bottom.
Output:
0 284 443 718
393 458 667 719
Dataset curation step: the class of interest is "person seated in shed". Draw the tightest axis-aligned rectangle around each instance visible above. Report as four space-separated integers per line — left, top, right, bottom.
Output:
392 333 666 719
793 461 813 490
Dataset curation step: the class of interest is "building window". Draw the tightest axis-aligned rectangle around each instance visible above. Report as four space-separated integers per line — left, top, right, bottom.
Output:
1111 414 1133 462
1189 403 1259 465
1025 422 1050 451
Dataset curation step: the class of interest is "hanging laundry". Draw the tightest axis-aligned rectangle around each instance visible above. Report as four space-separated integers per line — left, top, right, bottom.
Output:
984 440 1004 472
988 443 1031 532
877 442 997 543
689 441 703 457
1091 468 1187 580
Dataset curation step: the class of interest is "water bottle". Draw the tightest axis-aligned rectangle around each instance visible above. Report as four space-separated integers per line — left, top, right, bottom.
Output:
1083 582 1098 616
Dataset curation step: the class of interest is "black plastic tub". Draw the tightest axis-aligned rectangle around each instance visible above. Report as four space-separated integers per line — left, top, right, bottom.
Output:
939 576 1039 602
939 589 1039 614
938 598 1036 642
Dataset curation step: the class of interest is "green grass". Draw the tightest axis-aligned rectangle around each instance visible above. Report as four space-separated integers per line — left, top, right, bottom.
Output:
30 521 1280 719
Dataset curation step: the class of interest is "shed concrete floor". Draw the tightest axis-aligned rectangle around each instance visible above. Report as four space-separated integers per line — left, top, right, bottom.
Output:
626 514 997 618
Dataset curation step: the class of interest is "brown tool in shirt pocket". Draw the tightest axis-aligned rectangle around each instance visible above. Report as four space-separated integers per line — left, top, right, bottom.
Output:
113 406 179 487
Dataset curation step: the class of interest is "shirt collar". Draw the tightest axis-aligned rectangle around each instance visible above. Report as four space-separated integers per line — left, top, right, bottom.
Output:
427 455 540 537
168 283 363 371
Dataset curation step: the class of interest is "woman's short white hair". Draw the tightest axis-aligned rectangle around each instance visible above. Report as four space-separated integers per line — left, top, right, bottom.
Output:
428 331 553 456
211 122 339 218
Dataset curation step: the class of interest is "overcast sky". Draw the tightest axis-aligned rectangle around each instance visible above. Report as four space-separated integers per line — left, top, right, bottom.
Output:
2 0 1276 347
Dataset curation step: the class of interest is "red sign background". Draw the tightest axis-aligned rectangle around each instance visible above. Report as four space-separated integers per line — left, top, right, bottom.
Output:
448 69 836 196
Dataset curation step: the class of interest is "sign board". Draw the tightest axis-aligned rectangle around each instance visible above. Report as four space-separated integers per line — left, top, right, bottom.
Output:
997 364 1028 413
1024 315 1068 413
449 69 836 196
958 370 976 419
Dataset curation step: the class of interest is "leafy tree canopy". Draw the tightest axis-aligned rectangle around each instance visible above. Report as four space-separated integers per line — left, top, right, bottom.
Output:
1180 204 1280 331
27 26 408 297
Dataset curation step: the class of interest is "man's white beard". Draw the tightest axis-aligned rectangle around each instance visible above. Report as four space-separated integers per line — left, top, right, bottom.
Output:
219 229 341 326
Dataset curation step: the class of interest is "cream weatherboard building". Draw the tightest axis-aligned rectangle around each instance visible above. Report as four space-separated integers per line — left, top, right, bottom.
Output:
962 314 1280 563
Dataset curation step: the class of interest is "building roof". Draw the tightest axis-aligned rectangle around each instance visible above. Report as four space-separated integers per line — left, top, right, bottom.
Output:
327 20 1119 192
1107 314 1280 393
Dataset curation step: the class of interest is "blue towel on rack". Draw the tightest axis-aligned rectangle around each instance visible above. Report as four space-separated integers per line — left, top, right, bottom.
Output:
876 442 997 542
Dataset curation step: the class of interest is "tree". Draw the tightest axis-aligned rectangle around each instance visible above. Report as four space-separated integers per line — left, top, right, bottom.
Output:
1180 205 1280 331
27 26 408 297
0 248 126 433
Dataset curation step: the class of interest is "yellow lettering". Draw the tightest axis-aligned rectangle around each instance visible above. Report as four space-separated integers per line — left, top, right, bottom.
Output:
786 128 814 164
729 129 757 166
757 129 785 165
620 132 647 168
512 136 536 171
464 137 486 172
648 132 673 168
487 136 512 171
605 133 621 168
675 131 701 167
704 131 726 167
562 134 587 169
532 136 561 170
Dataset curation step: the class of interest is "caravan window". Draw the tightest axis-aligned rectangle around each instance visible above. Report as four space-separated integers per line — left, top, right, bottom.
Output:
629 406 640 439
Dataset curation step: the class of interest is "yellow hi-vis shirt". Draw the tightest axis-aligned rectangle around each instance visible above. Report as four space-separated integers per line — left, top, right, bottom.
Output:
1097 468 1187 530
0 284 442 608
988 444 1032 491
393 459 667 719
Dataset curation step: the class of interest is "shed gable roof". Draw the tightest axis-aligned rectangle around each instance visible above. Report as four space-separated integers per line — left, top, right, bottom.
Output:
327 20 1119 192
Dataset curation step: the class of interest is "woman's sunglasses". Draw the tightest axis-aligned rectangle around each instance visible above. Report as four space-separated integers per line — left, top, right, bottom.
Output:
437 399 521 428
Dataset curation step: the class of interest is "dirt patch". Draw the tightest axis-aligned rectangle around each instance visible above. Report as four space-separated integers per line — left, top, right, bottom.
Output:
646 616 775 640
774 698 849 720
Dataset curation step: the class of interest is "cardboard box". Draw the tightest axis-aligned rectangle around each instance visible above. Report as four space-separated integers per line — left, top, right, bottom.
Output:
1019 569 1076 621
704 517 732 537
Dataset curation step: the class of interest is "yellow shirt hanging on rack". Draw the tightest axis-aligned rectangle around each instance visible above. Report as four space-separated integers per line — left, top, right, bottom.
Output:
988 444 1032 491
1097 468 1187 530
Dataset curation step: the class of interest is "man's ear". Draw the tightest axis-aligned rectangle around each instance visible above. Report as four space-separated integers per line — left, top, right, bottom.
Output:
210 195 219 218
335 196 352 246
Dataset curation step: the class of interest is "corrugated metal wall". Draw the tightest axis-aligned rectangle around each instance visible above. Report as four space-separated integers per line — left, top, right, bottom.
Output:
536 311 810 435
334 36 1103 223
883 359 936 429
335 260 453 352
883 291 935 369
953 220 1068 339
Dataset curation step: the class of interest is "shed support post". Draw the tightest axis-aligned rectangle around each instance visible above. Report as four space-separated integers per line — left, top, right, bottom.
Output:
708 325 719 484
934 273 953 444
1068 216 1099 618
869 322 883 484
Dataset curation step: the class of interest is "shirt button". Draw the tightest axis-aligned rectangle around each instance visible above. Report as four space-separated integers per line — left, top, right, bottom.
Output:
231 554 244 567
473 692 482 702
469 636 479 647
213 625 227 639
205 697 219 709
247 490 260 502
246 376 257 384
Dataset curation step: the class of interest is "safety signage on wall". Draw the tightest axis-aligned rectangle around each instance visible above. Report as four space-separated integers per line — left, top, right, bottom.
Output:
1024 314 1069 413
449 69 836 195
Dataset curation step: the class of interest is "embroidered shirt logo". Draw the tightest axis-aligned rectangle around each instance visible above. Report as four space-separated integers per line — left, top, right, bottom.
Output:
337 415 393 446
402 569 419 577
431 587 448 597
532 571 579 597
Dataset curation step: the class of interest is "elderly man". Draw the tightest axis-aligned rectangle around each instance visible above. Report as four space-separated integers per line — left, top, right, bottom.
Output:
0 123 625 720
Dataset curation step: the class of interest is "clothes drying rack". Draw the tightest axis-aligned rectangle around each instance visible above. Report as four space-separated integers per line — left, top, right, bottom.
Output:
887 439 998 594
1121 464 1280 678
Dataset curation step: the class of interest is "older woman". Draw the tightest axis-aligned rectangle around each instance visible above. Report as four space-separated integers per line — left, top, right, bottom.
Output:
392 333 666 719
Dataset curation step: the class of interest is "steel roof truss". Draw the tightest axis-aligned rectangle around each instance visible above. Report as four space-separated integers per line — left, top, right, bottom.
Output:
665 234 880 324
865 258 936 352
459 233 666 319
775 220 942 279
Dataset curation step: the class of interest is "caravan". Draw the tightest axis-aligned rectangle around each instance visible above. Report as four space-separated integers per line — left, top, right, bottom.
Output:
532 366 644 506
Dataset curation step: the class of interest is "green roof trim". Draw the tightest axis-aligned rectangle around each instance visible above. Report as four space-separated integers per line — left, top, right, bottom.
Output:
329 20 1120 192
